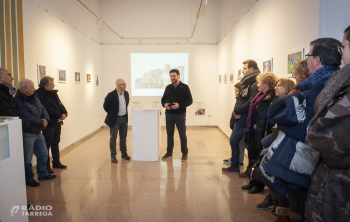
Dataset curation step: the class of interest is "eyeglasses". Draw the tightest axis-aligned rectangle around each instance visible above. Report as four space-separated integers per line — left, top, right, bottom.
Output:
338 44 349 56
1 73 12 77
305 54 315 58
119 83 127 86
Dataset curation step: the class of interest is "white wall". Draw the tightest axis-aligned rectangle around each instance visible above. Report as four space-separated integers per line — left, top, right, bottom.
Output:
22 0 104 151
101 45 218 126
319 0 350 40
217 0 320 137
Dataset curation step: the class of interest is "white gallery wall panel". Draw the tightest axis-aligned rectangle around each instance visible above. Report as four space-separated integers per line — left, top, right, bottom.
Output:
101 45 218 126
22 0 104 151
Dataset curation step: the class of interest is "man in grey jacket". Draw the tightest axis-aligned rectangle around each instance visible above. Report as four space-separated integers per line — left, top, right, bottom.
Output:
222 60 259 174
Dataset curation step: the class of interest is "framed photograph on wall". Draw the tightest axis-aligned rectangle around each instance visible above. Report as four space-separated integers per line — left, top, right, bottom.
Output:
37 63 46 85
96 75 99 85
263 58 273 72
219 74 221 83
237 69 242 81
75 72 80 83
87 74 91 83
57 68 66 83
230 72 234 83
195 108 205 116
287 49 304 78
223 73 227 84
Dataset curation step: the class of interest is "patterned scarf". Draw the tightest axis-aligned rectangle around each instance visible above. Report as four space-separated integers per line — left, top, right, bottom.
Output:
297 65 340 97
246 89 271 132
309 64 350 126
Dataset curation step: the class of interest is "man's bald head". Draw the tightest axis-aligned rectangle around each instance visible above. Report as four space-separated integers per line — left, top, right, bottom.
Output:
18 79 35 96
115 79 126 93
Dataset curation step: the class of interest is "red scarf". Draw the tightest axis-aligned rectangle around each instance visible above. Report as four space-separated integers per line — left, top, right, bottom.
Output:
246 89 271 132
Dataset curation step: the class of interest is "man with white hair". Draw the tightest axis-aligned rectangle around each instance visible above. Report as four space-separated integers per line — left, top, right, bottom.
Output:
15 79 56 187
103 79 130 163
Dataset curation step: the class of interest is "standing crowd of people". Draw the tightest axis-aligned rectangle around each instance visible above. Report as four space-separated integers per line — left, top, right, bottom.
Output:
0 24 349 222
222 26 350 222
0 73 67 187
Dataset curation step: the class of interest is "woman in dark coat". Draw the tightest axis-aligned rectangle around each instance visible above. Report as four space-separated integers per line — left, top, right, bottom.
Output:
241 72 279 194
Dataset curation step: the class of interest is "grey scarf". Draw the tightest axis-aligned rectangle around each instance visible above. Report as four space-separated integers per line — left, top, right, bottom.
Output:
0 82 16 96
240 69 261 85
309 64 350 126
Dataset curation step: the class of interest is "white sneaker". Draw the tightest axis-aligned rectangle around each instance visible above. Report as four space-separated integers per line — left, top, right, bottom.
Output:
223 158 232 163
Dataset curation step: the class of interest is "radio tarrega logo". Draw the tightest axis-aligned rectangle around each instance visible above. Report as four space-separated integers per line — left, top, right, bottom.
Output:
10 205 20 216
9 205 53 217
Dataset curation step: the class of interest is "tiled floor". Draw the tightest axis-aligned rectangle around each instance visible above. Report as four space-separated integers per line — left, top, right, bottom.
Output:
27 127 276 222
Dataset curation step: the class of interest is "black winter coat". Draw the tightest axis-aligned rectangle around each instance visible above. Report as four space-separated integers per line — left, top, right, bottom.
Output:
0 84 30 131
234 69 260 128
245 90 277 153
15 90 50 134
161 82 193 115
103 90 129 127
36 88 67 126
0 83 18 116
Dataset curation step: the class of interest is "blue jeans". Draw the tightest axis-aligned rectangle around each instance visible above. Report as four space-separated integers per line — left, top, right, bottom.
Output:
229 122 246 168
23 133 49 182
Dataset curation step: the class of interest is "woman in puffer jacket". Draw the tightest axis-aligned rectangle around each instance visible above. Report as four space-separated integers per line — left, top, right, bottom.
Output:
260 39 342 221
304 25 350 222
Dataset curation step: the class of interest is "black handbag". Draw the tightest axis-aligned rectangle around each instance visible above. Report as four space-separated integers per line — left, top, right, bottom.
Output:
230 114 235 130
246 153 265 180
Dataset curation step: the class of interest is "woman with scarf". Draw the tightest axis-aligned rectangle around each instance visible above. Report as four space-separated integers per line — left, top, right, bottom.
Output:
304 25 350 222
241 72 278 194
262 38 342 222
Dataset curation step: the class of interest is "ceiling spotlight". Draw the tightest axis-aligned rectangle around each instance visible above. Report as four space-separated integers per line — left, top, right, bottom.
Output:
202 0 207 5
195 20 199 29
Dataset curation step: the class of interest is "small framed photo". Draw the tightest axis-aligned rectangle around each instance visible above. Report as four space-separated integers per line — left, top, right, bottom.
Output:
195 108 205 115
287 49 304 77
263 58 273 72
86 74 91 83
230 72 234 83
37 63 46 85
57 68 66 83
237 69 242 81
223 73 227 84
219 74 222 83
96 75 99 85
75 72 80 83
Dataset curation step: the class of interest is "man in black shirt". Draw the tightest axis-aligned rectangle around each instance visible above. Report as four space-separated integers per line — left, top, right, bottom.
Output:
161 69 193 161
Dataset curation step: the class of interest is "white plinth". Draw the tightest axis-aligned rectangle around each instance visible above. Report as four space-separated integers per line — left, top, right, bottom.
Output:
132 108 160 161
0 119 28 222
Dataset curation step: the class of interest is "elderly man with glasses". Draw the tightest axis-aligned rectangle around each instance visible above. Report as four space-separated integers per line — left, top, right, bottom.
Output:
103 79 131 163
0 68 18 116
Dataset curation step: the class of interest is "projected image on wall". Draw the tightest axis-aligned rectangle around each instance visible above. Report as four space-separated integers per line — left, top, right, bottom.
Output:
131 53 189 96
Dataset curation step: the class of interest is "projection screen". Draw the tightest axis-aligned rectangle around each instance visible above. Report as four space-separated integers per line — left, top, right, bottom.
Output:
131 53 189 96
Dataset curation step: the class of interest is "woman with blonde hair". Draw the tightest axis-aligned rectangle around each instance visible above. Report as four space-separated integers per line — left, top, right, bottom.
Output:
241 72 279 194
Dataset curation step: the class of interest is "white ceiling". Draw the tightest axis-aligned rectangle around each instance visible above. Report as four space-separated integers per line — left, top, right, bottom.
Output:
25 0 258 45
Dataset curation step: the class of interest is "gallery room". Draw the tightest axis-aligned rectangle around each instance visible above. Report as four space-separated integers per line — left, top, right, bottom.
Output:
1 0 350 221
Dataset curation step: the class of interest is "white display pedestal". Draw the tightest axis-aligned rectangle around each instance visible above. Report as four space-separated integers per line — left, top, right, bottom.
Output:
132 108 161 161
0 119 28 222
